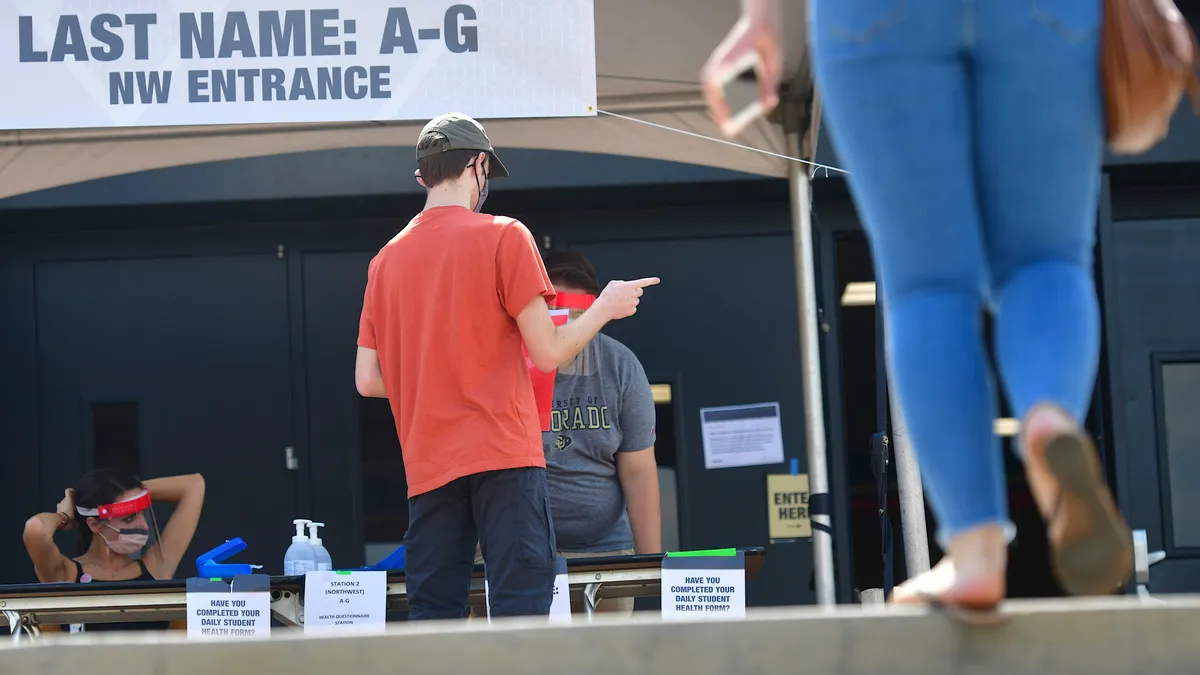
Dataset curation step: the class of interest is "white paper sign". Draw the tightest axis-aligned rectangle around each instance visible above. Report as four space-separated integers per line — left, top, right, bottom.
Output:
485 557 570 623
550 557 571 623
185 576 272 639
0 0 597 131
700 402 785 470
660 552 746 621
303 570 387 634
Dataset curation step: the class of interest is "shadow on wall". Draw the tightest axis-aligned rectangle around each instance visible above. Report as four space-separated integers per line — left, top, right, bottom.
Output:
0 147 760 211
659 466 680 553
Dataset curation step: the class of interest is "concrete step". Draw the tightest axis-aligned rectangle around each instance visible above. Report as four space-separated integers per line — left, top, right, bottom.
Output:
4 595 1199 675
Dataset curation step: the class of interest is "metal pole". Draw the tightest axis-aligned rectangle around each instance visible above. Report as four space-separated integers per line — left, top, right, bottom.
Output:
872 280 931 577
871 299 895 597
888 393 931 575
786 131 836 607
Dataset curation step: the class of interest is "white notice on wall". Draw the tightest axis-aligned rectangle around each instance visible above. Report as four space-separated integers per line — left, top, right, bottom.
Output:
700 402 785 470
660 552 746 621
304 570 387 634
185 576 272 639
485 557 571 623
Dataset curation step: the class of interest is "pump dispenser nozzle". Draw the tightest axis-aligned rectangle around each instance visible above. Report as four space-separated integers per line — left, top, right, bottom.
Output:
307 521 333 571
293 519 311 542
284 519 317 576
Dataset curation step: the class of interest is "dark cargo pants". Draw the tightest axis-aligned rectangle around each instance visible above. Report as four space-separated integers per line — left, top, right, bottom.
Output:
403 466 557 620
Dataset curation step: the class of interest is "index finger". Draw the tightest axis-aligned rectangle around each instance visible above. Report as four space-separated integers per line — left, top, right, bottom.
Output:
628 277 661 288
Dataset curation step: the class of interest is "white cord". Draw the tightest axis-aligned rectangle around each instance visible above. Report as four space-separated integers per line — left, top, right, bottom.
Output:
594 108 848 176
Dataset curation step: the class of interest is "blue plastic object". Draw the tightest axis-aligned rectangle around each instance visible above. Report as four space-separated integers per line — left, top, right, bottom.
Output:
359 544 405 571
196 538 257 577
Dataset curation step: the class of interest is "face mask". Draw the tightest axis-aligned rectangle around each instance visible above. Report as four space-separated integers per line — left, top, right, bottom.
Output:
473 161 489 213
101 523 149 555
474 179 489 213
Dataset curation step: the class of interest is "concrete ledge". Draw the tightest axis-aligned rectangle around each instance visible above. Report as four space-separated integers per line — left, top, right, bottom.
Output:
4 596 1200 675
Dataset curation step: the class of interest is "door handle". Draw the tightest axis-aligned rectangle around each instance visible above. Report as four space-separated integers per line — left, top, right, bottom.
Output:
1132 529 1167 601
1133 529 1166 584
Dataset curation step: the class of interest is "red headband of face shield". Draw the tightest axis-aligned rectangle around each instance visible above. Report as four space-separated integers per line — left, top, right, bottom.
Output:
551 292 595 312
76 489 151 520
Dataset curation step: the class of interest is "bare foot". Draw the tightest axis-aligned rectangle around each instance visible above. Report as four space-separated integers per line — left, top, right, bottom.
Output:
891 524 1007 610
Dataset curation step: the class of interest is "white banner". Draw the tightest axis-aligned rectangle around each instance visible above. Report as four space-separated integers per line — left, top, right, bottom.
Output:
0 0 596 130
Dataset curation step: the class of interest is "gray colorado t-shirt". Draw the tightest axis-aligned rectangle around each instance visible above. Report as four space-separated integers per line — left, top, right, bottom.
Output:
546 333 657 552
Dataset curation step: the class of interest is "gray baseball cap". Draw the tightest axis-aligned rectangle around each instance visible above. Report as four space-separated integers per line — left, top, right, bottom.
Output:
415 112 509 178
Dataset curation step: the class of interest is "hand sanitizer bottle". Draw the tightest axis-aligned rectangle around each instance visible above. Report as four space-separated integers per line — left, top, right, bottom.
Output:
284 519 316 576
307 521 333 571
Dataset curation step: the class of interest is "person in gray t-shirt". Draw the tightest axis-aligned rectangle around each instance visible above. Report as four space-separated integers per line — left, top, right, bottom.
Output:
472 251 661 617
544 251 661 612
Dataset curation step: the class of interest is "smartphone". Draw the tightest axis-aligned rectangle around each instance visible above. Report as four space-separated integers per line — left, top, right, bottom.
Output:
715 51 766 138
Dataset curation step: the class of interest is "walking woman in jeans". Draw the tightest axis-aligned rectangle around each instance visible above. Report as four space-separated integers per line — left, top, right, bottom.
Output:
704 0 1135 613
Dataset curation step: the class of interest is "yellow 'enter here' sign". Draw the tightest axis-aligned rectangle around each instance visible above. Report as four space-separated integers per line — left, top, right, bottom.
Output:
766 473 812 539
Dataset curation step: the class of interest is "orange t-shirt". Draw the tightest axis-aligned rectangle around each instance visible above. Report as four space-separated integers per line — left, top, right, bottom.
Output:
357 206 556 498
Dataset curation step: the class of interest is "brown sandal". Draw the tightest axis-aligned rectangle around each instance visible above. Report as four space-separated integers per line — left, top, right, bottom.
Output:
1025 417 1134 596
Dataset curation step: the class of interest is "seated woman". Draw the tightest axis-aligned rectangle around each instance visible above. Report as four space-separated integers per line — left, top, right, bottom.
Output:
22 468 205 631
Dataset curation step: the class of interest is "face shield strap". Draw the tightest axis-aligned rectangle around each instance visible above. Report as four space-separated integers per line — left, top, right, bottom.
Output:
76 489 151 520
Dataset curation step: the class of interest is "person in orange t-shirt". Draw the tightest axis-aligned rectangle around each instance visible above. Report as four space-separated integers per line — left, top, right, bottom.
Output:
354 113 659 620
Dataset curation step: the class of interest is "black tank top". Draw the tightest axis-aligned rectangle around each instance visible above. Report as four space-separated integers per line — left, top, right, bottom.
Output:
62 560 171 633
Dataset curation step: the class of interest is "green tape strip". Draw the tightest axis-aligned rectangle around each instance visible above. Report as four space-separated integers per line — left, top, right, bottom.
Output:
335 570 352 575
666 548 737 558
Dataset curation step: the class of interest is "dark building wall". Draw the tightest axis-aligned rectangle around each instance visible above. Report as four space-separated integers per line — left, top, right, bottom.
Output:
0 180 860 607
1099 178 1200 595
4 117 1200 603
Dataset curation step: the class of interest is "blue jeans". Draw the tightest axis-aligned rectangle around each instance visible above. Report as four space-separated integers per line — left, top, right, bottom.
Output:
810 0 1103 543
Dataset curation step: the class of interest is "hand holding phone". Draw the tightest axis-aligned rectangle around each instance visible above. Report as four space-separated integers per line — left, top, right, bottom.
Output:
701 3 784 138
712 51 768 138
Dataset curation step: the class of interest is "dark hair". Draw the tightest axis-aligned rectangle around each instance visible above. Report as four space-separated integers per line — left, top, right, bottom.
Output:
544 250 601 295
72 468 144 556
416 133 481 188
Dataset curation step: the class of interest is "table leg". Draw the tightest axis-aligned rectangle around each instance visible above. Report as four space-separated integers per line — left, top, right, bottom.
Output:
583 583 600 621
5 611 21 643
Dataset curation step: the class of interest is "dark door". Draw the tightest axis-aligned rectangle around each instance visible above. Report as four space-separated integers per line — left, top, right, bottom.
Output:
301 250 408 570
569 234 811 606
36 254 296 577
1107 217 1200 594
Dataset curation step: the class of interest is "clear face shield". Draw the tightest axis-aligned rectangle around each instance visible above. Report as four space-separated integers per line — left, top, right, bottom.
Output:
526 292 601 429
76 488 163 565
